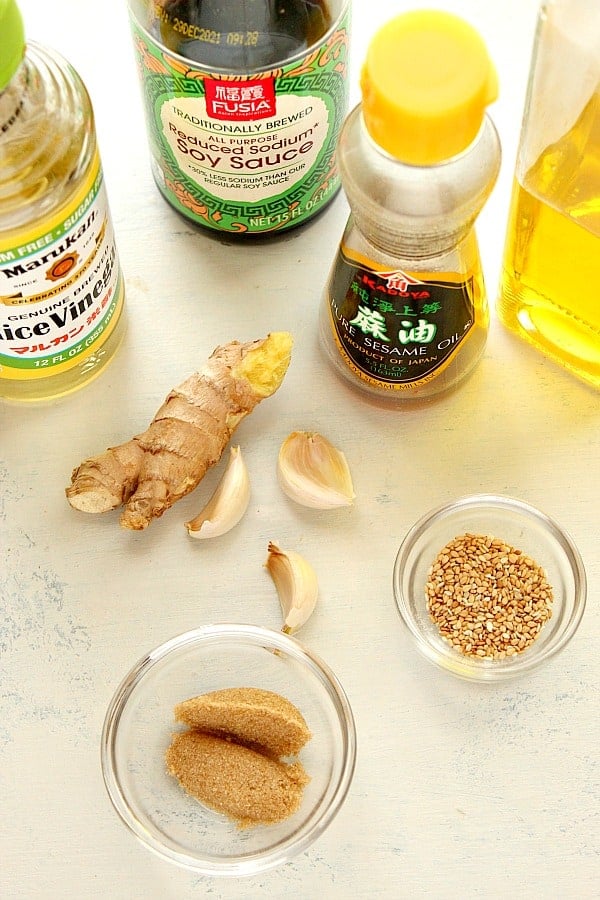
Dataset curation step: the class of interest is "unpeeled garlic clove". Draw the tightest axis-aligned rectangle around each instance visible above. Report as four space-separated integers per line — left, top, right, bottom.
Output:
277 431 355 510
265 541 318 634
186 446 250 539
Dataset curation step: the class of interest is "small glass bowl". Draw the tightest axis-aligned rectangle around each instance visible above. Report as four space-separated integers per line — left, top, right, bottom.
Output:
393 495 586 682
101 624 356 877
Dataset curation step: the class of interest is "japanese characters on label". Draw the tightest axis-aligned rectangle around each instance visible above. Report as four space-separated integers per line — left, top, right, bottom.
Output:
327 249 475 388
0 161 124 379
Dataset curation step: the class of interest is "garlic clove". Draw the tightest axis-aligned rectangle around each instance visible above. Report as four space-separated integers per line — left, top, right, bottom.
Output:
265 541 319 635
186 446 250 539
277 431 355 510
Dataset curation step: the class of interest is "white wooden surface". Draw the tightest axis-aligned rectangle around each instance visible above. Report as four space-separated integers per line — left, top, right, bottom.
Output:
2 1 599 898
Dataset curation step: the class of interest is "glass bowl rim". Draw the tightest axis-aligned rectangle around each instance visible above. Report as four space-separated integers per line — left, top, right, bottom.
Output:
392 493 587 681
100 622 357 877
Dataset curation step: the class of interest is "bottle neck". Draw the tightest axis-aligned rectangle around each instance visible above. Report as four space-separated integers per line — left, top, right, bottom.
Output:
0 43 94 230
338 107 501 260
130 0 334 70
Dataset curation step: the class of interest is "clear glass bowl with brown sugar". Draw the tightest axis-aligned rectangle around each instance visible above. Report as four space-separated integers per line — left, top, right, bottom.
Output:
101 624 356 876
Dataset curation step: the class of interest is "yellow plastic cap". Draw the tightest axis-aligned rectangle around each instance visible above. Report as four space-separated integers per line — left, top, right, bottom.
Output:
360 9 498 165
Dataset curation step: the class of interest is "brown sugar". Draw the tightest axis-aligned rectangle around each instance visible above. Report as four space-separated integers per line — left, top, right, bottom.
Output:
166 731 310 828
166 687 312 828
174 687 312 757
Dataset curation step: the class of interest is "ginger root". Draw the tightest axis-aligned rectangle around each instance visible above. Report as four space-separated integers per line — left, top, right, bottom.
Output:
65 332 293 529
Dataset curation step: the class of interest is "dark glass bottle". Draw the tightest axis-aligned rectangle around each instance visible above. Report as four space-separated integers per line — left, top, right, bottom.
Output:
152 0 331 69
127 0 351 236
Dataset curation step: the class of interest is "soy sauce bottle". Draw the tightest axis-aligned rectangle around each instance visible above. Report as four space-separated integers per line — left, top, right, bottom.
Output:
127 0 351 236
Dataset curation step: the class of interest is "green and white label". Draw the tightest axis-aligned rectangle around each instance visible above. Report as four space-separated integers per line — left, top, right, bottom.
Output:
130 13 350 234
0 157 124 379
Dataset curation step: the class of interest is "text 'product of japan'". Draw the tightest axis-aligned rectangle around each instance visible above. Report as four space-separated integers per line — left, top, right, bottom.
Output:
127 0 351 236
319 10 501 405
0 0 126 402
497 0 600 389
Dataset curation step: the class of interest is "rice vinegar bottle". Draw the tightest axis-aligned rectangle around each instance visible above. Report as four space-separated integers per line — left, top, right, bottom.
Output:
319 10 500 405
0 0 126 402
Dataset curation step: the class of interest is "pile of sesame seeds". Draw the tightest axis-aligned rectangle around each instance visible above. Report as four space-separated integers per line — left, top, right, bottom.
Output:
425 532 554 660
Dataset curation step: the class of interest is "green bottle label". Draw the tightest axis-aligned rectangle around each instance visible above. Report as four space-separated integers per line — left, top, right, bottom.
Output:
130 11 350 234
326 247 475 389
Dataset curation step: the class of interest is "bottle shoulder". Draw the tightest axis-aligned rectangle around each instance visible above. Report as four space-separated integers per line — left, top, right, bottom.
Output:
337 105 501 252
0 43 96 234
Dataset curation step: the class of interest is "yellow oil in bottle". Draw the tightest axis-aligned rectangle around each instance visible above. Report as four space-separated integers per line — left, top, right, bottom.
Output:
498 92 600 387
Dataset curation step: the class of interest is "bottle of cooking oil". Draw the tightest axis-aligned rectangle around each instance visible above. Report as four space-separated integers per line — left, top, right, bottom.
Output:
497 0 600 388
126 0 350 236
319 10 500 405
0 0 126 402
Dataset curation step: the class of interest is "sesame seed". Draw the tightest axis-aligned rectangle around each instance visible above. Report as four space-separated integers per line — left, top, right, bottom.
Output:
425 533 554 660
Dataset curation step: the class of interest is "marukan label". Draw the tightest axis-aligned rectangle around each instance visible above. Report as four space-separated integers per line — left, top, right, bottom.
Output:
0 156 124 380
204 78 276 121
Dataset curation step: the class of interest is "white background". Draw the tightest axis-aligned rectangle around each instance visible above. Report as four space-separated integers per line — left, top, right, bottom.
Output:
2 1 599 898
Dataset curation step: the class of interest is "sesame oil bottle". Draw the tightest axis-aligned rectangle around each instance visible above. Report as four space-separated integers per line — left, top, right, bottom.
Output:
319 11 500 405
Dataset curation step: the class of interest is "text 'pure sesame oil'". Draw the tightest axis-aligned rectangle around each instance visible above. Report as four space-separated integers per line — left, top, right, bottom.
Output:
497 0 600 388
